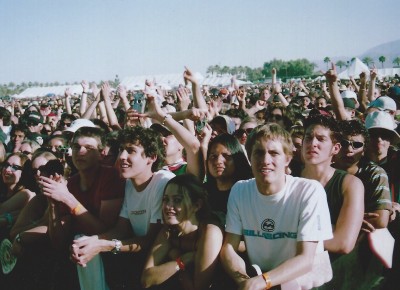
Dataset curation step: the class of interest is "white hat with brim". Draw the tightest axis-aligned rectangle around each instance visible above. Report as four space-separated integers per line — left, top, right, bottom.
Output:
365 111 400 144
64 119 96 133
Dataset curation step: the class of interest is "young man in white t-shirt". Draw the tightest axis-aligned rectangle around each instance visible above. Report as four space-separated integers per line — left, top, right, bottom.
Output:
220 123 332 290
71 126 175 289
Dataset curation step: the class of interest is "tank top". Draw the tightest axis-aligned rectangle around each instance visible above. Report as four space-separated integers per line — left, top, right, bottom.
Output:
324 169 347 225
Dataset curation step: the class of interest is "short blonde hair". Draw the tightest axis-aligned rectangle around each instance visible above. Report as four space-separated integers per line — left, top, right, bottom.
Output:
245 123 293 160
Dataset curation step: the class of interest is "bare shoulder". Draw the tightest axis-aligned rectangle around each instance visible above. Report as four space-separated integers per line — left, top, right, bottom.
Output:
342 174 364 195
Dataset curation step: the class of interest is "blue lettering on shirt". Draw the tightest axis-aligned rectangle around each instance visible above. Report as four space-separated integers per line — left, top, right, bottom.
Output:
243 229 297 239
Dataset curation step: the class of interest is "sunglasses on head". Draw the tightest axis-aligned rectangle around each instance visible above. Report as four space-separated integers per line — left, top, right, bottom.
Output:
3 162 23 172
340 139 364 149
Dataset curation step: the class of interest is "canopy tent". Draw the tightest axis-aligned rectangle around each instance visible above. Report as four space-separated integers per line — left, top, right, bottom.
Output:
120 73 252 90
338 58 370 80
120 73 202 91
376 68 400 79
16 85 82 99
202 75 252 87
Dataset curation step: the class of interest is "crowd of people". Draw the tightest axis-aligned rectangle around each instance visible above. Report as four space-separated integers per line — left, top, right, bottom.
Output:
0 65 399 290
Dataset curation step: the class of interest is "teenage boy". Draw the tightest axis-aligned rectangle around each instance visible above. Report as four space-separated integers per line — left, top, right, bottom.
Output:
334 119 391 232
39 126 125 244
71 126 175 289
220 123 332 289
301 115 364 289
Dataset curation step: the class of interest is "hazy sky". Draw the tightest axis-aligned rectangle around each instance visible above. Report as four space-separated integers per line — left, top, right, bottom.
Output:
1 0 399 84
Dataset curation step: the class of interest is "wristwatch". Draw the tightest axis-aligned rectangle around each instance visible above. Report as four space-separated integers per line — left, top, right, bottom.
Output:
14 234 23 246
111 239 122 254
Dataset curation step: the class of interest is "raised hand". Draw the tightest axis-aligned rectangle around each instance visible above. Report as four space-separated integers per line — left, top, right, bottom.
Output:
325 62 338 84
100 82 111 101
81 80 89 93
64 88 71 98
176 87 191 111
183 66 199 85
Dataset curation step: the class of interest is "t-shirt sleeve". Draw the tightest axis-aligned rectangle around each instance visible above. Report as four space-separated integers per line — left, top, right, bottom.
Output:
225 183 243 235
297 181 333 242
367 165 392 211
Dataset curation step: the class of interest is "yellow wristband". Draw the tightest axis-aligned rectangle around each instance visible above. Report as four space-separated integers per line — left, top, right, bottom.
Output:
71 203 83 215
262 272 272 290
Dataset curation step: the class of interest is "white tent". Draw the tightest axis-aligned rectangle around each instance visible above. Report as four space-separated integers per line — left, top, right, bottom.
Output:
338 58 370 80
120 73 201 91
16 85 83 99
202 75 252 87
376 68 400 79
120 73 252 90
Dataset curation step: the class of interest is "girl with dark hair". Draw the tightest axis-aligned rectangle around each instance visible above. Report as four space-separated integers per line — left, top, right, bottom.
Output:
0 153 34 234
141 174 223 290
203 133 253 221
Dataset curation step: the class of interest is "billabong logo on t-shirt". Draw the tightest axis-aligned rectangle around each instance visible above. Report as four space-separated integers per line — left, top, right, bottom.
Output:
261 219 275 232
130 209 146 215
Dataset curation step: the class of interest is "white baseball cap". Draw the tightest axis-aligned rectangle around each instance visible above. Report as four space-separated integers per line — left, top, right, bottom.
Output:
64 119 96 133
367 96 397 112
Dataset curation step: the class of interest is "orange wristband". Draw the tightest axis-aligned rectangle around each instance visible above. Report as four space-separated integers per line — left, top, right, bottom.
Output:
262 272 272 289
71 203 82 215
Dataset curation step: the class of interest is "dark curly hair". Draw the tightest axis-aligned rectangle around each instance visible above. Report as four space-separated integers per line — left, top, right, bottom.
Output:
117 126 165 172
338 119 369 146
304 115 342 143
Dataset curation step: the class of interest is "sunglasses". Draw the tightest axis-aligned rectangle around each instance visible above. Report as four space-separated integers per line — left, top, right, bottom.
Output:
21 151 32 155
3 162 23 172
340 139 364 149
32 160 64 177
27 121 40 126
60 121 72 127
369 130 393 141
269 114 283 121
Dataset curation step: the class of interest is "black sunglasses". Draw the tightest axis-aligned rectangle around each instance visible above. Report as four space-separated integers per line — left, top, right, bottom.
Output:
340 139 364 149
27 121 40 126
3 162 23 172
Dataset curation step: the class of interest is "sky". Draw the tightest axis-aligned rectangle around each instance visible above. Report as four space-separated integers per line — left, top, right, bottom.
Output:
0 0 399 84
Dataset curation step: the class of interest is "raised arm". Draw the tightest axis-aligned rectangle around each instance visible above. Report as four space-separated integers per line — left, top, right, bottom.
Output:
325 63 349 120
146 93 203 178
367 68 378 102
184 67 207 111
64 88 72 115
100 82 122 130
357 72 368 112
80 80 89 116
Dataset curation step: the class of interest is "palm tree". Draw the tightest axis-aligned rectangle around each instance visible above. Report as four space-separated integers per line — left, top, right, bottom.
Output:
335 60 346 70
323 57 331 70
362 57 373 67
378 56 386 68
206 65 216 76
393 57 400 67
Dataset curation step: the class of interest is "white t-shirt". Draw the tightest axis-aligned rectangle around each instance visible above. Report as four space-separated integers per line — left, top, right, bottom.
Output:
120 170 175 237
226 175 333 271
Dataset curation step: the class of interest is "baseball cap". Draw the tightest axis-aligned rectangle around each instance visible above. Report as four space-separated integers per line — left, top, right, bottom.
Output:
367 96 397 112
27 111 44 124
65 119 96 133
150 123 172 137
343 98 356 109
341 90 359 108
